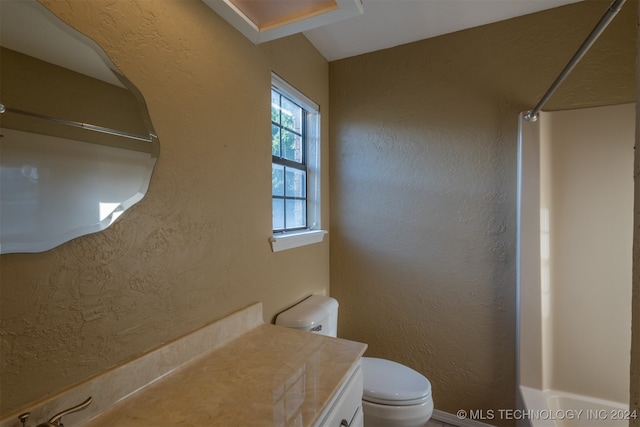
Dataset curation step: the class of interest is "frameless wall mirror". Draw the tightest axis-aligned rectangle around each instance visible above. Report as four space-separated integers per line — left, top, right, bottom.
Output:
0 0 160 254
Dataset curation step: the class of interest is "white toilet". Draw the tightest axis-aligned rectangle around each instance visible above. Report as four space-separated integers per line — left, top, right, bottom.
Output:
275 295 434 427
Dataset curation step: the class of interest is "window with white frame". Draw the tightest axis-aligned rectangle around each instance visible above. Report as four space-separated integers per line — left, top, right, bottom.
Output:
270 73 326 251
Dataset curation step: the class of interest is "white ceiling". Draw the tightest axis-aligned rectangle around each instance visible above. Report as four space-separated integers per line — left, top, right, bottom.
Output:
2 0 586 79
303 0 583 61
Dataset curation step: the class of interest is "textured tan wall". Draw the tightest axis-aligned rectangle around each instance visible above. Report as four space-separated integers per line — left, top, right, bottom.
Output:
0 0 329 416
329 1 636 422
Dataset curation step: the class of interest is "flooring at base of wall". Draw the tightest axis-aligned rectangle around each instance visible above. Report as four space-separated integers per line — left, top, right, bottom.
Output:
430 409 497 427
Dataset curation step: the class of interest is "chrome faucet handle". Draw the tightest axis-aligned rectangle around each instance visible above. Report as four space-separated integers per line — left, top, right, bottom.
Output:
18 412 30 427
36 397 93 427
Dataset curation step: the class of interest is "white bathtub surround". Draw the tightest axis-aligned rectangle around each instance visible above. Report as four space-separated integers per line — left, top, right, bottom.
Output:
519 387 631 427
517 104 634 425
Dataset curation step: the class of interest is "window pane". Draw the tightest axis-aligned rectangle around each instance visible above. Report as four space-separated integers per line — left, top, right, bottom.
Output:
285 167 306 198
272 164 284 196
281 97 302 133
272 198 284 230
271 79 317 234
282 130 303 163
285 199 306 229
272 124 280 156
271 90 280 124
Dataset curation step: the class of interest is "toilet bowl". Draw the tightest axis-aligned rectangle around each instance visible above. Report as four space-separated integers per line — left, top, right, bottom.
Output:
361 357 433 427
275 295 433 427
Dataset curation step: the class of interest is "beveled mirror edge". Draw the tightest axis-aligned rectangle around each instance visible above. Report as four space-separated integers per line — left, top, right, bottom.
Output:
35 0 161 149
0 0 160 254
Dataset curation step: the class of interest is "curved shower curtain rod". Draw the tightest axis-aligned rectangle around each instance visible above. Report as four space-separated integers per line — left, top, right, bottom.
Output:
524 0 627 122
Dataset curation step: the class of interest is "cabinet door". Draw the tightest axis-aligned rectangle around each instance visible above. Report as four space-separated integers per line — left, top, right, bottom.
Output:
319 364 363 427
349 406 363 427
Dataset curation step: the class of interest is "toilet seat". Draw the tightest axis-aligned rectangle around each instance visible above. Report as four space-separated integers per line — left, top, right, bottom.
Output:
361 357 432 406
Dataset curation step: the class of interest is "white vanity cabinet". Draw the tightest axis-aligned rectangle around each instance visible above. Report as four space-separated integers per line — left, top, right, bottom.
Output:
315 361 364 427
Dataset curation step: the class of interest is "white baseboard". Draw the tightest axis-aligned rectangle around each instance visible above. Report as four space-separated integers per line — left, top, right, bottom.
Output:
432 409 497 427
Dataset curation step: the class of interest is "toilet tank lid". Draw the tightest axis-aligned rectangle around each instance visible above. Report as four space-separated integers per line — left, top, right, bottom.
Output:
275 295 338 328
362 357 432 405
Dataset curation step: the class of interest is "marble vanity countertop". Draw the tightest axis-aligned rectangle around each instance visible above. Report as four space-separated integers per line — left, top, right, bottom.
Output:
84 323 367 427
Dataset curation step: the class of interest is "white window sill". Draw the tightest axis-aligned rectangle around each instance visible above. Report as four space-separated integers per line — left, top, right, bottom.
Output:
269 229 328 252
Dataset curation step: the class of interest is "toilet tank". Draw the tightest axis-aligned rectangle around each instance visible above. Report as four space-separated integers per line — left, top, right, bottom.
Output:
275 295 339 337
